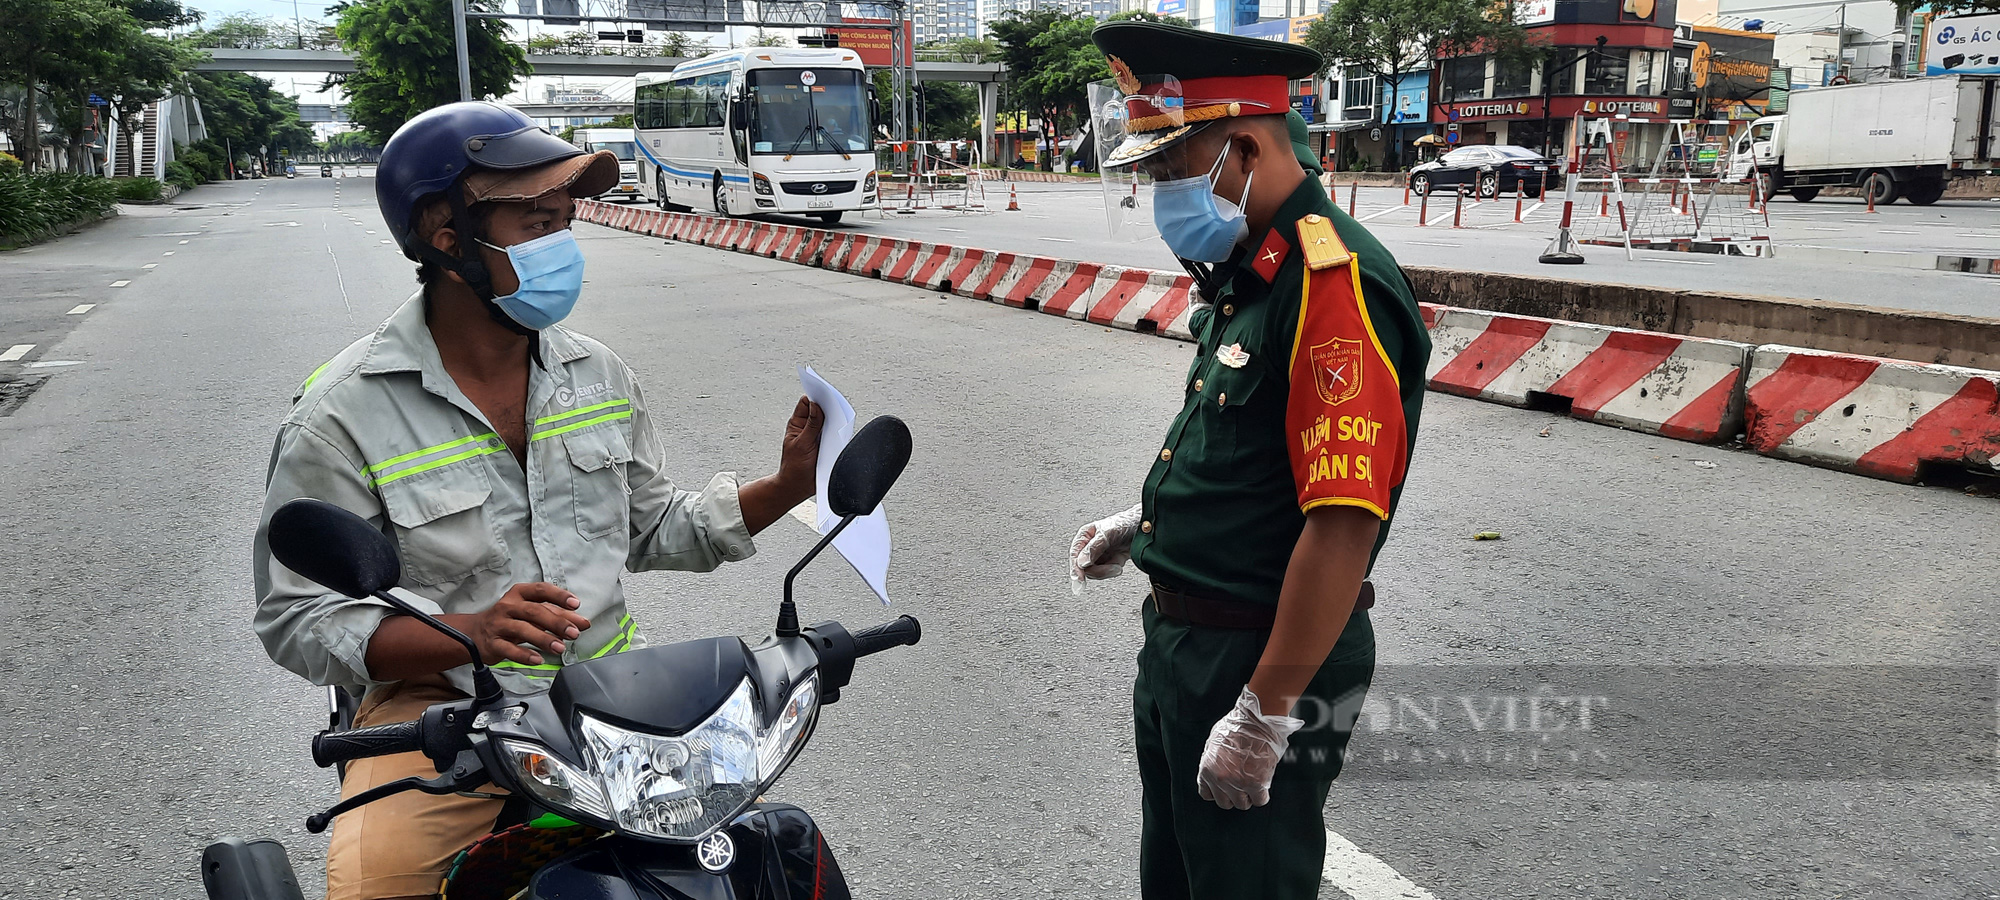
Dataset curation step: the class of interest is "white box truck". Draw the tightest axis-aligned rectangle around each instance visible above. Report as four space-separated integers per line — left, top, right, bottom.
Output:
1727 74 1998 205
571 127 644 203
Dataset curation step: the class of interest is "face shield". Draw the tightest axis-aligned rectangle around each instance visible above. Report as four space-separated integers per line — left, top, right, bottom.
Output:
1091 75 1191 240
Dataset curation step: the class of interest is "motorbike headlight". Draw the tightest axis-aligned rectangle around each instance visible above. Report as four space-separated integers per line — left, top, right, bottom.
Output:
575 674 818 841
498 739 612 824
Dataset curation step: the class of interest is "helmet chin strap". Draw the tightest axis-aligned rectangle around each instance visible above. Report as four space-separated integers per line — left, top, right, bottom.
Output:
414 189 539 337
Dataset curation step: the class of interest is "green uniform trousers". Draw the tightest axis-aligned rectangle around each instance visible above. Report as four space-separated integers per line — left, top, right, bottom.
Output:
1134 602 1376 900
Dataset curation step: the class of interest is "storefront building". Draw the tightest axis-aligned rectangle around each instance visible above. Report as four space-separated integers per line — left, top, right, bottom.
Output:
1431 0 1685 164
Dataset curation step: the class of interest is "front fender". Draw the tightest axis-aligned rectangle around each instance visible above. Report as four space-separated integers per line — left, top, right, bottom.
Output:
526 804 849 900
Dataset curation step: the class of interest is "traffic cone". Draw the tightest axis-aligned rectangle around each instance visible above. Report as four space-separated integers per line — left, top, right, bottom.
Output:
1453 189 1464 228
1348 181 1358 217
1417 189 1429 226
1599 193 1609 217
1514 187 1523 223
1865 183 1877 214
1006 183 1020 212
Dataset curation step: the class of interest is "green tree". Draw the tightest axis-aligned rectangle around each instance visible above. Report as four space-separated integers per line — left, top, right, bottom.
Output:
187 71 315 175
922 36 999 62
327 0 531 144
0 0 122 169
1303 0 1541 168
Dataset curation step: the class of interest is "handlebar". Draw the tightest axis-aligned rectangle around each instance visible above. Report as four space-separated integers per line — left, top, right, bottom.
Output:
312 720 423 768
849 615 921 659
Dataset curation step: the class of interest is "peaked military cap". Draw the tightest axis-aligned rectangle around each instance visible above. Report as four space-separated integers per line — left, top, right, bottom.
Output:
1091 20 1324 168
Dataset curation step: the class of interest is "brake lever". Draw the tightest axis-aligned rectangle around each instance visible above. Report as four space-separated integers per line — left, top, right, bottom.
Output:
304 752 488 834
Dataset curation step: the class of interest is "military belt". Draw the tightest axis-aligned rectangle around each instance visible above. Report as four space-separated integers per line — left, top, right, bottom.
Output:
1149 579 1374 630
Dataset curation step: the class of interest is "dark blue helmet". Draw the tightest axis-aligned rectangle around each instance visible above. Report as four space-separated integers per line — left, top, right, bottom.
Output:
375 101 613 262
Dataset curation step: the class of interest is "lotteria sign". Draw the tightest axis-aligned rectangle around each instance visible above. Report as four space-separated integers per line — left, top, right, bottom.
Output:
1581 98 1665 114
1444 100 1534 120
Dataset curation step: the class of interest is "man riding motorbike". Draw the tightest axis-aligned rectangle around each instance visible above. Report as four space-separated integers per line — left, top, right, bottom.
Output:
252 101 823 900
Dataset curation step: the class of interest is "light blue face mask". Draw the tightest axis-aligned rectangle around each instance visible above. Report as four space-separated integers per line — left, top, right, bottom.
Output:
479 228 585 331
1151 141 1253 263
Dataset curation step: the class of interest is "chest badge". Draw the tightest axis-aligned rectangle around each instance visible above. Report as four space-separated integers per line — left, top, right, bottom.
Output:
1310 338 1365 405
1216 343 1251 369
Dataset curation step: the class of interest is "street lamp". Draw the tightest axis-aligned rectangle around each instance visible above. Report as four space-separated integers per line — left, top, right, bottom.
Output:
1539 34 1607 160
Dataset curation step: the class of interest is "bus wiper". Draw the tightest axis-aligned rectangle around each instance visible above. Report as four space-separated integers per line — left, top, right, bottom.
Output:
783 119 816 161
784 91 820 161
816 125 852 160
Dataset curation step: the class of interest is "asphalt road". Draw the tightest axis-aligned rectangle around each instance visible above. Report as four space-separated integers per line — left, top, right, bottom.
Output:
2 174 1996 900
761 180 2000 319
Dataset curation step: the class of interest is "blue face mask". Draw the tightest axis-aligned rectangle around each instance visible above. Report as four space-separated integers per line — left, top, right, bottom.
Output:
479 229 585 331
1151 142 1253 263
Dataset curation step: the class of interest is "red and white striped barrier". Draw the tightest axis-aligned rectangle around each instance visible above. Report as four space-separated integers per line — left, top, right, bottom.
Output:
1743 346 2000 482
577 201 1198 339
1425 306 1751 442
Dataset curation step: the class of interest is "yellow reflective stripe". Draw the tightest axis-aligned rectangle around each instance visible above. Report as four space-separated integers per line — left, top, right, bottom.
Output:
534 398 630 426
364 432 500 476
369 443 504 488
299 361 331 396
492 616 636 675
588 616 636 660
531 410 633 441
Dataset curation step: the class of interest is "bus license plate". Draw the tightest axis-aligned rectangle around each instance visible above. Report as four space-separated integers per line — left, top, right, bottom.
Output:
808 199 833 209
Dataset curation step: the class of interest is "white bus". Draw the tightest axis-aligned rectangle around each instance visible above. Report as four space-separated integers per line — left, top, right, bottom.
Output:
634 49 878 224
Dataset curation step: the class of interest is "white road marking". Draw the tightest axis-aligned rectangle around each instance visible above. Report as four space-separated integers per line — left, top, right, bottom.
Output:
788 499 818 528
178 240 189 244
380 239 392 244
162 251 174 256
1037 236 1075 243
1357 207 1404 222
365 230 377 234
1402 239 1462 247
142 263 158 269
1879 229 1918 235
0 345 33 362
109 280 130 288
1322 829 1440 900
67 304 95 315
25 360 80 368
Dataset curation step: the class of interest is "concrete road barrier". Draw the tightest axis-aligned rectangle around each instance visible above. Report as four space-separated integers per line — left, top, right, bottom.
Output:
1425 306 1752 442
1743 345 2000 482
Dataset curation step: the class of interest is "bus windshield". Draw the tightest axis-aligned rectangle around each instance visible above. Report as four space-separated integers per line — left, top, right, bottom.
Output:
747 68 869 155
591 141 636 161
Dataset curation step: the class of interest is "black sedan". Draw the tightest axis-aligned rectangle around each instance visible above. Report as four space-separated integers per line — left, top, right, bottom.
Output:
1407 145 1558 198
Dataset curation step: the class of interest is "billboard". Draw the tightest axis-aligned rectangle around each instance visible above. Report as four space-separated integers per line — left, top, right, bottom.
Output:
1691 27 1774 118
1515 0 1555 26
1924 13 2000 76
828 18 913 67
1154 0 1186 14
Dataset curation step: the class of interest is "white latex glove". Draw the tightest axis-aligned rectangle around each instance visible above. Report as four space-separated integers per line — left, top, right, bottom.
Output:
1068 503 1143 594
1196 687 1304 810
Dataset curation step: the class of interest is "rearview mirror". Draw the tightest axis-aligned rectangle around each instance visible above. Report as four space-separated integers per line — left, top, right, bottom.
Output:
269 499 401 598
826 415 911 519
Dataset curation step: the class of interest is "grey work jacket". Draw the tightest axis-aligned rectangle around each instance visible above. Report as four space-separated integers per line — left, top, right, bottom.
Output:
253 293 755 696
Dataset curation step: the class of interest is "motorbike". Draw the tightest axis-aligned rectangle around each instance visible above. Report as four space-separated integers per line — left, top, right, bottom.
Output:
203 416 921 900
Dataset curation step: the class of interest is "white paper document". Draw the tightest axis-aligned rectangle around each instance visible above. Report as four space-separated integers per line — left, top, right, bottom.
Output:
798 365 892 605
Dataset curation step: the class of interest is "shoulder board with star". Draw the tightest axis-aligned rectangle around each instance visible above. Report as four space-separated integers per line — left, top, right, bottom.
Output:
1295 213 1353 272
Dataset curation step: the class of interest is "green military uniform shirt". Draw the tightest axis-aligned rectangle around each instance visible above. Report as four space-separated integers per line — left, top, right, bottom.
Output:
1131 175 1431 605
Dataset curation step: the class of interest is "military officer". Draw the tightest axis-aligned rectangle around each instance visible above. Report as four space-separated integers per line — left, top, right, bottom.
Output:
1068 22 1431 900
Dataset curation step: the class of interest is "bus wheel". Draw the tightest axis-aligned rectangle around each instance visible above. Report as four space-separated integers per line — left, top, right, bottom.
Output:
713 178 733 217
815 211 843 224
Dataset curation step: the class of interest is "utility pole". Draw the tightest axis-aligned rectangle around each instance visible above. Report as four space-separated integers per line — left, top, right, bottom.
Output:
452 0 474 102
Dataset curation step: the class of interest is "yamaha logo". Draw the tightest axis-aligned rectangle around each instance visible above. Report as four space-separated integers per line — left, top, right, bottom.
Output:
811 183 827 194
696 831 735 874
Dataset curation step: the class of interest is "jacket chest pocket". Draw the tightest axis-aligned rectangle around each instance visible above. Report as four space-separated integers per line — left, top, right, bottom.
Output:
377 467 508 587
564 426 634 541
1182 361 1270 483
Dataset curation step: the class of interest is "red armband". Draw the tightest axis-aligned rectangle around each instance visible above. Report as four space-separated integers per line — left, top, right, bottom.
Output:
1284 255 1407 519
